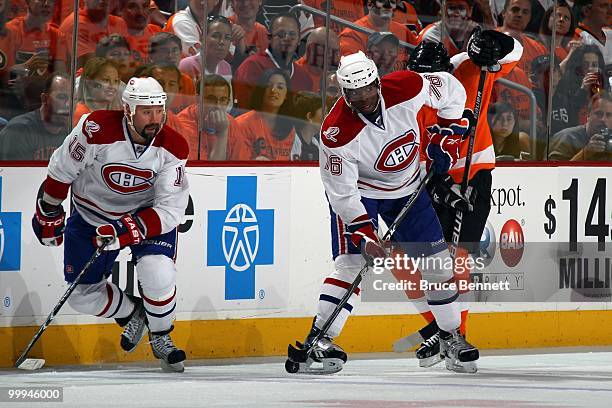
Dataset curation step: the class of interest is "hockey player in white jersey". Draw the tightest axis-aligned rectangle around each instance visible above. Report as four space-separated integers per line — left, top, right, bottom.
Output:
32 77 190 372
285 51 479 374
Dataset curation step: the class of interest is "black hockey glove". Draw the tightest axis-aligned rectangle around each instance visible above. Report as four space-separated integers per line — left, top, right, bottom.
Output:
427 174 476 213
467 28 514 67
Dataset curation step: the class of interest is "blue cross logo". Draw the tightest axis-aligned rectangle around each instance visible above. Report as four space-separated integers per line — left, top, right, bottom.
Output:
207 176 274 300
0 176 22 272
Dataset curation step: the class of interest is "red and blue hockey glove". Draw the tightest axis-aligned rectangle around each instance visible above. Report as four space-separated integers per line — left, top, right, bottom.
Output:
32 199 66 246
94 214 144 251
346 215 387 264
425 120 467 174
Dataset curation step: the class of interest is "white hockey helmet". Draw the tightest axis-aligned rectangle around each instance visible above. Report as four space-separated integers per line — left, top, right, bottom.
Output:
122 77 167 113
336 51 379 90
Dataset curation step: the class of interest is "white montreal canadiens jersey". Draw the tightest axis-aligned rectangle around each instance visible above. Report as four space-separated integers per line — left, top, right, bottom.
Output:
319 70 466 224
47 110 189 234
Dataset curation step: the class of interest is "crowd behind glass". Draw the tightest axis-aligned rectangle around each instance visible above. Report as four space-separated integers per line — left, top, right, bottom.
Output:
0 0 610 162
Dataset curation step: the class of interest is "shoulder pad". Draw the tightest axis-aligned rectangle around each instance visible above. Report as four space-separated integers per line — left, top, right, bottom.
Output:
155 125 190 160
320 99 365 148
81 110 125 144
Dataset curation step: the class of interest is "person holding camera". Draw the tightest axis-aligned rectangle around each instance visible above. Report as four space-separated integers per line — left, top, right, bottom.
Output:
549 93 612 161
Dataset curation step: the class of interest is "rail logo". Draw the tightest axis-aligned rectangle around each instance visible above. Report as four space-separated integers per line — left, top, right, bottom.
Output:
478 220 496 267
102 164 155 195
0 177 22 272
375 130 418 172
500 219 524 267
208 176 274 300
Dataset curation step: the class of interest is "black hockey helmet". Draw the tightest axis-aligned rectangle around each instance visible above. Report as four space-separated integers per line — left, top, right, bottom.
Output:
408 41 452 73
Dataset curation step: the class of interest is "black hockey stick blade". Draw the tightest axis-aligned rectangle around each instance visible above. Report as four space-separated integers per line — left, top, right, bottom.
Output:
288 343 309 363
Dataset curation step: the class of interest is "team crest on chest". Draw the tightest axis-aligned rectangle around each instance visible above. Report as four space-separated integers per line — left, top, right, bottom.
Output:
102 163 155 194
374 130 419 173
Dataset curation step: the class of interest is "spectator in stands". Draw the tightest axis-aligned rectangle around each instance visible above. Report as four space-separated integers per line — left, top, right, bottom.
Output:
148 32 197 111
538 1 577 62
164 0 220 56
290 91 321 161
178 15 234 83
121 0 162 63
235 68 295 160
556 44 609 127
498 0 547 76
394 0 423 35
574 0 611 65
6 0 68 76
340 1 417 71
488 101 530 160
549 92 612 161
417 0 478 56
323 71 341 108
0 0 19 89
229 0 269 60
73 58 121 125
177 74 244 160
529 55 565 135
366 32 400 77
95 34 137 84
301 0 365 34
233 13 312 111
0 73 70 160
295 27 340 93
59 0 129 67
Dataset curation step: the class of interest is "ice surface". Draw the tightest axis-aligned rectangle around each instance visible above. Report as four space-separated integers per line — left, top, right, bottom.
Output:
1 349 612 407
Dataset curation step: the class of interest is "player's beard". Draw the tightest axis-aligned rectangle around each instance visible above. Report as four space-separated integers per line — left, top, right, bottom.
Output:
140 123 161 143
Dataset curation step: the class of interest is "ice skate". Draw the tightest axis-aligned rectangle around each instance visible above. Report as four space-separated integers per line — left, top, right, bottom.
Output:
286 325 347 375
439 329 479 373
416 332 444 367
116 296 148 353
149 328 186 373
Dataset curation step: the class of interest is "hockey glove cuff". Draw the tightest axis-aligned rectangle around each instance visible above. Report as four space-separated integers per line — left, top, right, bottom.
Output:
32 199 66 246
347 215 387 265
95 214 144 251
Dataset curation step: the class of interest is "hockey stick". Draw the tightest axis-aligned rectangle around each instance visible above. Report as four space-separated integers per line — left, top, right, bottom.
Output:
15 239 110 370
450 67 488 255
288 170 434 364
392 68 488 353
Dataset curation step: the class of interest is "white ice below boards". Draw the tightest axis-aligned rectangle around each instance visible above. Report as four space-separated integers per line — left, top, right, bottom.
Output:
1 349 611 407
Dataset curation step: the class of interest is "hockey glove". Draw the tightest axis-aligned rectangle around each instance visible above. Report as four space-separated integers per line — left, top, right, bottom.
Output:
427 174 477 213
425 124 464 175
467 28 514 67
346 215 387 265
32 199 66 246
94 214 144 251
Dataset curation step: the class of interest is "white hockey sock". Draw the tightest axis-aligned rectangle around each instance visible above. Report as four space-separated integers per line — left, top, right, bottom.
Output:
428 302 461 332
67 281 134 319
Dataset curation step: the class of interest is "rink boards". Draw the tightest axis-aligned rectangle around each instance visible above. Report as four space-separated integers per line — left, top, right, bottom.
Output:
0 164 611 366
